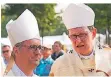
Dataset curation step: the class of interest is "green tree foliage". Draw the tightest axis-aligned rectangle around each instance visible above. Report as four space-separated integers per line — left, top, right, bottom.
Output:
87 4 111 34
87 4 111 45
1 4 67 37
2 4 111 39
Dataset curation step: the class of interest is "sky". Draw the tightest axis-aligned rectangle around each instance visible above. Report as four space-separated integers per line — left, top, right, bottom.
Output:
55 3 69 13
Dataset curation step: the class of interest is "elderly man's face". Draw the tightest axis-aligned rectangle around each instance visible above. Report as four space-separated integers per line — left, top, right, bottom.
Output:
68 26 96 55
15 39 42 67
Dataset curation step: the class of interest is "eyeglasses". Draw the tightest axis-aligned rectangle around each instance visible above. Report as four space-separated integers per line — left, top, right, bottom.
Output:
22 45 42 52
69 33 88 40
2 50 9 54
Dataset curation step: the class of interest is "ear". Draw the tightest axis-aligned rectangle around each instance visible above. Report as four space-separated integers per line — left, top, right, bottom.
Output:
92 28 97 39
68 34 71 40
13 46 20 56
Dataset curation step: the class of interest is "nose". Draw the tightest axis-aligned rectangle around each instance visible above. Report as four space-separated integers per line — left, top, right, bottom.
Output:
34 49 41 55
74 36 82 44
34 51 42 60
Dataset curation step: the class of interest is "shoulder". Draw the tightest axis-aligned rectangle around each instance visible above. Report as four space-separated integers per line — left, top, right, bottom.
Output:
59 50 64 55
50 53 67 75
51 53 67 66
5 69 15 76
55 49 75 63
1 57 6 76
47 56 54 64
51 52 74 70
96 48 111 56
50 50 77 76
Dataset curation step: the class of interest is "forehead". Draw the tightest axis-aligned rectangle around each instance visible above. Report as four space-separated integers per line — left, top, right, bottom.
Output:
23 39 41 45
54 43 60 46
2 46 10 50
68 26 90 34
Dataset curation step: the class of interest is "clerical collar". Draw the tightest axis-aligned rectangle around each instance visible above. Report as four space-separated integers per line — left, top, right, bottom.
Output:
78 50 95 59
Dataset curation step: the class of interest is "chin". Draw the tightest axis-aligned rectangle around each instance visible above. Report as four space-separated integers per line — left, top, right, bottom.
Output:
30 60 40 66
35 61 40 65
77 49 86 55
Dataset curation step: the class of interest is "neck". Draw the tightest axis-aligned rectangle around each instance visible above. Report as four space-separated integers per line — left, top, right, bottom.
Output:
80 50 93 56
15 59 34 76
55 50 61 54
43 56 49 60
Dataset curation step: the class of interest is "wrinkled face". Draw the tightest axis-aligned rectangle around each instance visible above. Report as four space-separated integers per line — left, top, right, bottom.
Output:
14 39 42 66
68 26 96 55
2 46 11 59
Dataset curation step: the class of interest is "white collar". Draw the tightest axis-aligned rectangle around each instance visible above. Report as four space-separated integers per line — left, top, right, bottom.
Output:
78 50 95 59
12 63 26 76
12 63 36 76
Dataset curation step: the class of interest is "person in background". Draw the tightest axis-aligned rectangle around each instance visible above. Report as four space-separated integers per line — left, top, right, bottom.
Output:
1 56 6 76
4 9 41 77
51 41 64 60
2 45 12 65
62 45 68 52
34 44 54 76
50 3 111 76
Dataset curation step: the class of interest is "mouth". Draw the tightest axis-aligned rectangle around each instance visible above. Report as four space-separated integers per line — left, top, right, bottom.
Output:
76 45 84 48
34 58 40 62
30 57 40 61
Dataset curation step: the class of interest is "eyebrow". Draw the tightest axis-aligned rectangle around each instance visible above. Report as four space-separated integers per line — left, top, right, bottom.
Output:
70 32 88 35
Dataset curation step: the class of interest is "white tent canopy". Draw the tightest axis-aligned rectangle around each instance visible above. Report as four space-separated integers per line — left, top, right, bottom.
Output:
1 38 11 46
1 33 106 49
42 33 72 46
